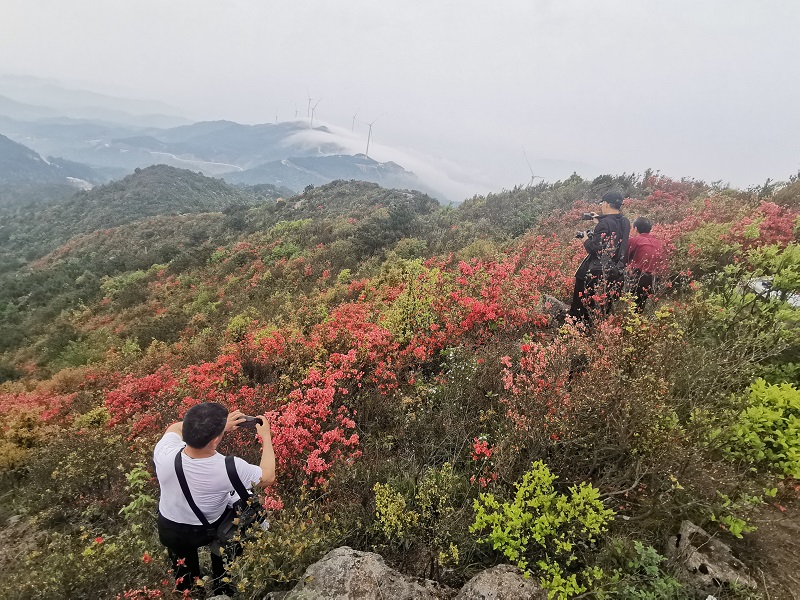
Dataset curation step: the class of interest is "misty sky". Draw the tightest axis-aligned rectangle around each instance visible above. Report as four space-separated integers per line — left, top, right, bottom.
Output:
2 0 799 195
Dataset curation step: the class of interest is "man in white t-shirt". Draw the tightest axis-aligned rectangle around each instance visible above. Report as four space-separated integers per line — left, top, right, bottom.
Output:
153 402 275 593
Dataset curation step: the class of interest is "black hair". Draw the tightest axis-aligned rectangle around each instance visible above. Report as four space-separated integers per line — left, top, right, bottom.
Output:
633 216 653 234
601 191 624 208
183 402 228 448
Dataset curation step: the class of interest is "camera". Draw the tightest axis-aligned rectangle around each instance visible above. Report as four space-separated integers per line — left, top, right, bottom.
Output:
236 416 263 429
580 212 597 221
575 230 594 240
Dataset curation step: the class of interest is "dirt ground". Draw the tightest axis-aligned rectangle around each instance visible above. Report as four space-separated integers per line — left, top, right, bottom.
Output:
732 496 800 600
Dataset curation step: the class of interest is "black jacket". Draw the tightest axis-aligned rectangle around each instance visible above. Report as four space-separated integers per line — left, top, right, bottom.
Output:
576 213 631 278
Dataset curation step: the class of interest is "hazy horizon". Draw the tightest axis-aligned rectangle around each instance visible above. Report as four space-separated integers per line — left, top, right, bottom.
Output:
1 0 799 197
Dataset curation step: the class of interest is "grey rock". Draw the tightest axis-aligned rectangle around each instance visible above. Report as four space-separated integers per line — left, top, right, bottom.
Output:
541 295 569 324
284 546 455 600
206 596 230 600
455 565 547 600
666 521 757 594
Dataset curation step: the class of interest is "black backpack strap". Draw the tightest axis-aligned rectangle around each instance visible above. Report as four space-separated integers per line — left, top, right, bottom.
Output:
174 450 211 527
225 455 252 502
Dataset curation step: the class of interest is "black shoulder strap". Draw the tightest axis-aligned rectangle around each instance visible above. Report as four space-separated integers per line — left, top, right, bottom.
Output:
225 455 252 501
174 450 211 527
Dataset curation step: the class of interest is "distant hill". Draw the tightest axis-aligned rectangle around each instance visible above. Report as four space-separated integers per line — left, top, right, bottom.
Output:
0 94 61 121
0 165 284 265
0 74 191 128
0 133 98 186
0 133 60 184
44 164 277 231
224 154 442 198
112 121 346 170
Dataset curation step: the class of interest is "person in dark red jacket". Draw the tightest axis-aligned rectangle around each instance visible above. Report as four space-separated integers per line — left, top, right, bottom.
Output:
568 191 630 323
626 216 665 312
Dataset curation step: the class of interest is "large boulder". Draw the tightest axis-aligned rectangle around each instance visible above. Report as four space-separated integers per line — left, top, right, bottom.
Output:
666 521 757 594
283 546 455 600
455 565 547 600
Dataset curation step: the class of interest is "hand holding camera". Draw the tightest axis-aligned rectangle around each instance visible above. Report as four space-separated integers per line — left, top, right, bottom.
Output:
575 212 598 239
236 415 263 429
237 414 272 445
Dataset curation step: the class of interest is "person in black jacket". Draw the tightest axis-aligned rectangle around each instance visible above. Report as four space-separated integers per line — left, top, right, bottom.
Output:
568 191 631 323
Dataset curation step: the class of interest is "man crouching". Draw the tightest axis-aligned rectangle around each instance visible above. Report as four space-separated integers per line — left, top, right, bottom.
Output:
153 402 275 594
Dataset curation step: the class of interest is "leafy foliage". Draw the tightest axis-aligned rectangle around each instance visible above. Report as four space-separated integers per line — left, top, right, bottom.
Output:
471 461 614 598
719 379 800 478
602 539 688 600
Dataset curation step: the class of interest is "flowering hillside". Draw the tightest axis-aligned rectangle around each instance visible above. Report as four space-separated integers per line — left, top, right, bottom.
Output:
0 172 798 599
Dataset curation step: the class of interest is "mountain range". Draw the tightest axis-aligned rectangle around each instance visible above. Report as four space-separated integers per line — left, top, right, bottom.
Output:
0 77 455 201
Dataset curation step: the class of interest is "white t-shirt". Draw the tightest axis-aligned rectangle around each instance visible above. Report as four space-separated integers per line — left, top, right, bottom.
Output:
154 432 263 525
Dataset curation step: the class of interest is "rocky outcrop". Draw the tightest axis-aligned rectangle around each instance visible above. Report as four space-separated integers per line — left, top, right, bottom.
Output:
455 564 547 600
666 521 757 594
283 546 455 600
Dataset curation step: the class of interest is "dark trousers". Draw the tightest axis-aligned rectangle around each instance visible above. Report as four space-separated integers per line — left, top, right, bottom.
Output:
630 271 655 312
569 272 622 324
158 513 228 592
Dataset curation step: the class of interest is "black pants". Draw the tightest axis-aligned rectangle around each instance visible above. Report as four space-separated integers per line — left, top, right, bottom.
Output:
569 272 622 324
631 271 654 312
158 513 229 593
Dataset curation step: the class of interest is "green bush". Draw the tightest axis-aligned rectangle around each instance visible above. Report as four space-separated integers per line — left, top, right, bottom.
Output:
23 421 133 523
0 463 164 600
471 460 614 599
601 539 688 600
373 463 469 574
225 494 341 596
374 481 418 540
721 378 800 478
381 259 439 343
0 528 167 600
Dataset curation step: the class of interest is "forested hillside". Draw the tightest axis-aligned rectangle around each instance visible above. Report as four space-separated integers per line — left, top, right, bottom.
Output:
0 133 99 186
0 169 798 599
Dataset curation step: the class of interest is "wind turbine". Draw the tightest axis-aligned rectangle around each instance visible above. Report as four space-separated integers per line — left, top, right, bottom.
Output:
360 114 384 158
310 99 321 128
351 109 360 132
275 107 278 124
522 145 544 187
306 88 313 117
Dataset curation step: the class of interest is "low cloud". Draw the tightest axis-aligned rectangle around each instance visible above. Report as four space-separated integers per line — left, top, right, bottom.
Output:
283 121 496 202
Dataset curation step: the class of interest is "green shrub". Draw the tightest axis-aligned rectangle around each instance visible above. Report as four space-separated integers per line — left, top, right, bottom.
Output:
336 268 351 284
0 529 167 600
373 463 470 575
708 491 761 539
471 460 614 599
0 409 51 472
374 481 418 540
225 494 341 596
671 223 738 275
602 539 688 600
0 463 164 600
23 422 133 523
721 378 800 478
381 259 440 343
226 310 256 342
